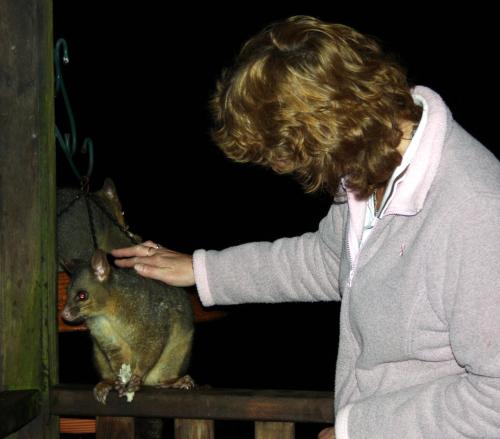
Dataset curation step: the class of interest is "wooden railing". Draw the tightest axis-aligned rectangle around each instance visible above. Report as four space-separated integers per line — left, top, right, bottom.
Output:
50 384 335 438
0 390 41 438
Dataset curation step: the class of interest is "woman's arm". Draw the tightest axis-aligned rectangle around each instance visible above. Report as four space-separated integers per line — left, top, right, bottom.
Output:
112 201 347 306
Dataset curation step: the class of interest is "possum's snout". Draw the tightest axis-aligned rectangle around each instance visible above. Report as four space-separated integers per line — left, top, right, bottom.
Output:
61 306 84 323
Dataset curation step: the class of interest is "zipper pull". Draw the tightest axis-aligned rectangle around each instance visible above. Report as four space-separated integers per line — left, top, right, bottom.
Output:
348 269 355 287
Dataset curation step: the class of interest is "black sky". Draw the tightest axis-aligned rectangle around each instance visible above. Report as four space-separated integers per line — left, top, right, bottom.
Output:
54 4 498 251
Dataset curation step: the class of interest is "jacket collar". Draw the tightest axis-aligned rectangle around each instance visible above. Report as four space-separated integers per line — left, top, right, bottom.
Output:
343 85 454 246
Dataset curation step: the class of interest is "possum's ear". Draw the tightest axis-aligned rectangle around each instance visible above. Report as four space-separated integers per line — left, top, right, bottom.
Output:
101 178 118 201
60 258 86 275
91 249 111 283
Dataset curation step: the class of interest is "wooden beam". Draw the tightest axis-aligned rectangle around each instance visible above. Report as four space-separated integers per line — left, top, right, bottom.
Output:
0 391 41 438
255 421 295 439
0 0 57 438
50 385 335 423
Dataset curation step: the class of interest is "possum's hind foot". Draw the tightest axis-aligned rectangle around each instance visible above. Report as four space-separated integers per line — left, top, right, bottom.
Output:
156 374 195 390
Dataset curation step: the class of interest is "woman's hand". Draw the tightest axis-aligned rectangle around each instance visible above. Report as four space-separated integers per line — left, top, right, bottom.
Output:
111 240 195 287
318 427 335 439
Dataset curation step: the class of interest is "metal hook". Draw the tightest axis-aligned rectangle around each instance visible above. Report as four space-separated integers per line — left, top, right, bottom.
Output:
55 38 94 182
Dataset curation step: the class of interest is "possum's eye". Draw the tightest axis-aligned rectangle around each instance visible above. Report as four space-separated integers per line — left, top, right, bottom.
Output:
76 290 88 301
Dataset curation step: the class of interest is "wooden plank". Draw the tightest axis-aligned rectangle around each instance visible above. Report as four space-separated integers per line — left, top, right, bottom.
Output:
50 385 335 423
0 391 41 438
175 419 214 439
59 418 96 434
96 417 134 439
0 0 57 438
255 421 294 439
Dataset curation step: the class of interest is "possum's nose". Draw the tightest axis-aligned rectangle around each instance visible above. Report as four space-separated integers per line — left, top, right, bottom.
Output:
61 306 80 322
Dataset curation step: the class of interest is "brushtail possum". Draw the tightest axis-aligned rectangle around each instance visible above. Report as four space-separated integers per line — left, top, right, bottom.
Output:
57 178 141 270
61 249 195 404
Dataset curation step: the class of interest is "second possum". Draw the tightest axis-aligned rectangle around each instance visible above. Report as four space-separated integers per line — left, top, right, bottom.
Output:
61 249 194 403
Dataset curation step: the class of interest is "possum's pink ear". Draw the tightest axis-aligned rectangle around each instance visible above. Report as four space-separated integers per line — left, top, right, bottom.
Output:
91 249 110 282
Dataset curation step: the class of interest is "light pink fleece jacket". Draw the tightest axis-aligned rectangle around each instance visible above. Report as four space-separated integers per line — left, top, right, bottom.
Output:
193 85 500 438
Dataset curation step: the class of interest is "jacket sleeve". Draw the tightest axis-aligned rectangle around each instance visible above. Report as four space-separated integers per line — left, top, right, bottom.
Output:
339 194 500 439
192 201 346 306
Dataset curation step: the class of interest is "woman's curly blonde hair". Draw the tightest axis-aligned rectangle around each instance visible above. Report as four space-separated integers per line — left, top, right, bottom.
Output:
209 15 423 199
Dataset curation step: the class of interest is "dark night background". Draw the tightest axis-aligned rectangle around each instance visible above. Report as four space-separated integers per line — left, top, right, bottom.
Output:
54 3 498 438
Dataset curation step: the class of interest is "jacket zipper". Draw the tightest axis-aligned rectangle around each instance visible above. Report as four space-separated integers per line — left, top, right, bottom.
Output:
346 181 399 288
345 212 356 288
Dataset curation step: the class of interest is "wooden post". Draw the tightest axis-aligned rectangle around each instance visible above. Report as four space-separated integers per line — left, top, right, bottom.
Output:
96 417 134 439
0 391 41 438
255 421 295 439
175 419 215 439
0 0 57 438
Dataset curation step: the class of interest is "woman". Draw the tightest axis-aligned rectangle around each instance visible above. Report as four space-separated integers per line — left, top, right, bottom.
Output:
112 16 500 438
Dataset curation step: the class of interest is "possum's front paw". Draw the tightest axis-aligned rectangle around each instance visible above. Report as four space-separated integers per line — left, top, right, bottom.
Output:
115 374 142 397
126 374 142 393
114 377 127 397
94 380 114 404
115 363 139 402
157 374 195 390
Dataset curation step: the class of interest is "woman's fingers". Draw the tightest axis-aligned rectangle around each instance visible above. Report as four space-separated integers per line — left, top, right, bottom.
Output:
317 427 335 439
114 255 152 268
133 263 164 282
111 244 149 258
134 254 195 287
111 241 162 259
111 243 195 287
142 240 158 247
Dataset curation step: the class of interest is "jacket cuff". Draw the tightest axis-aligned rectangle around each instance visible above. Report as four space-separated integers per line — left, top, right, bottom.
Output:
335 403 353 439
192 249 215 307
